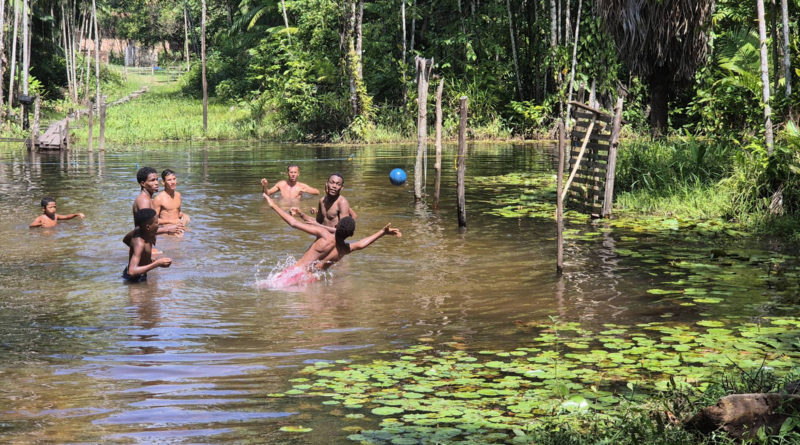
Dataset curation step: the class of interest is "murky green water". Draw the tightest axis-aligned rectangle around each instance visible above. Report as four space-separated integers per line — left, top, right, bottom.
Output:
0 142 798 443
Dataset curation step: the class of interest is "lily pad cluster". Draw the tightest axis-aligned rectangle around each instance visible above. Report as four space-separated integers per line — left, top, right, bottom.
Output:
281 318 800 444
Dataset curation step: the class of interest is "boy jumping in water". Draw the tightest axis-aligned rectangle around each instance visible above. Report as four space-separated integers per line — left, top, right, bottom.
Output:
154 169 190 226
30 197 84 228
261 164 320 199
133 167 183 237
123 208 173 282
264 194 400 286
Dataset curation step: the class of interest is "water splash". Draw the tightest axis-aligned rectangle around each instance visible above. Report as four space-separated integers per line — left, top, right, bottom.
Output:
254 255 330 289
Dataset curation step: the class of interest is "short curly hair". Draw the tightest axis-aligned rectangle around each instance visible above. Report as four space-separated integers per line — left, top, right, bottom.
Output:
134 208 157 227
335 216 356 239
137 167 157 187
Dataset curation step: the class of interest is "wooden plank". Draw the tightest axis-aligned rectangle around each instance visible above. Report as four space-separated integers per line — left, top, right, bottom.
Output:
569 101 612 118
571 150 609 161
575 110 613 124
569 176 605 188
571 130 611 142
568 188 605 198
571 141 610 152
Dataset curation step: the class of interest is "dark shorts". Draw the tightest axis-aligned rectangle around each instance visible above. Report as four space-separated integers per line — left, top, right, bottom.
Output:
122 267 147 282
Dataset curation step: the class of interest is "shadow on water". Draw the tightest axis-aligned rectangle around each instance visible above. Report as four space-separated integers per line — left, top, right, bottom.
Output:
0 141 798 443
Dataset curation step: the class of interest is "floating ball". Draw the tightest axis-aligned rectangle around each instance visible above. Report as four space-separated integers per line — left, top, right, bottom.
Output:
389 168 407 186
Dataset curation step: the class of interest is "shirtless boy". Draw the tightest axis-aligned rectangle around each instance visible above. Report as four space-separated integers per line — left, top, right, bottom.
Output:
264 194 400 286
30 197 84 228
123 208 173 282
261 164 320 199
133 167 183 237
154 169 190 226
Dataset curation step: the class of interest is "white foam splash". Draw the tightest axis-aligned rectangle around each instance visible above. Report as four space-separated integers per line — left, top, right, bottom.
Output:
254 255 332 289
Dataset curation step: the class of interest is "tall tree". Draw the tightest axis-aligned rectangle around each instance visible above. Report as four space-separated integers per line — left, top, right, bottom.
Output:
93 0 100 111
22 0 28 96
201 0 208 132
781 0 791 97
596 0 713 132
184 4 190 71
0 0 6 115
506 0 521 100
7 0 18 119
757 0 774 154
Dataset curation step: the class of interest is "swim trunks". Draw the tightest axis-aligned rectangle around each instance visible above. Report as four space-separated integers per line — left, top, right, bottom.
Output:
122 267 147 282
271 266 318 287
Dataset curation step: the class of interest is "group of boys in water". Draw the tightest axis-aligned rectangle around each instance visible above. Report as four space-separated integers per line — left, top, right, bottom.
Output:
31 164 401 286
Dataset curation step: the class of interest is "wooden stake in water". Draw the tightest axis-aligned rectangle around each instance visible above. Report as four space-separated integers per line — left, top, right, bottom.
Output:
556 119 565 275
433 77 444 209
87 100 94 152
65 109 71 150
457 96 468 228
414 56 433 201
98 98 106 152
31 95 40 149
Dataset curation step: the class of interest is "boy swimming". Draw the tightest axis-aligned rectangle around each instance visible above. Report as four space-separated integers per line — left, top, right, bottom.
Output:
264 194 400 287
30 197 84 228
261 164 320 199
154 169 190 226
123 208 173 282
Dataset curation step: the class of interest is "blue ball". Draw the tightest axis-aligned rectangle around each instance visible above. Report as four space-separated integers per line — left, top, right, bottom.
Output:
389 168 407 186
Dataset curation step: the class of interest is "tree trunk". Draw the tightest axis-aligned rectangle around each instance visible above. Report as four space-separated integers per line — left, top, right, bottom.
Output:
564 0 570 44
771 0 779 94
649 71 670 134
557 0 561 45
433 77 443 209
62 4 71 100
757 0 774 155
93 0 100 112
549 0 556 57
281 0 292 46
782 0 791 97
410 0 416 54
201 0 208 132
414 56 432 201
184 6 190 71
21 0 27 96
401 0 407 105
564 0 582 123
85 10 91 100
7 0 18 120
0 0 7 116
506 0 522 100
457 96 467 228
346 0 367 118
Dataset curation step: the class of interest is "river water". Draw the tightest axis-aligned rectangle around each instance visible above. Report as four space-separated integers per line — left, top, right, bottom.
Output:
0 142 796 443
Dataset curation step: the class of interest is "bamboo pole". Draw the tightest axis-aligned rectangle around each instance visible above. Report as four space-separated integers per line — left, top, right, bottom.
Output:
556 119 564 274
457 96 468 228
433 78 444 209
201 0 208 132
560 112 596 202
98 98 106 151
87 100 94 151
414 56 432 201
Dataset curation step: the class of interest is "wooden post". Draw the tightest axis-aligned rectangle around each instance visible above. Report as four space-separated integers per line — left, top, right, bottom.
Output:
603 94 625 217
433 77 444 209
556 119 565 275
457 96 468 228
98 98 106 151
414 56 433 201
65 109 71 150
201 0 208 133
31 95 40 149
87 100 94 152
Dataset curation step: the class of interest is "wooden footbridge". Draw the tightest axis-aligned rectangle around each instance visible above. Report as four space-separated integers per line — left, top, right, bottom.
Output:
29 86 149 150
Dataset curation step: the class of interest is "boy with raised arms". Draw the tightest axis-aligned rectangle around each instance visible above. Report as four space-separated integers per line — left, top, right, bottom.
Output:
264 194 400 286
261 164 320 199
154 169 190 226
123 208 173 282
30 197 85 228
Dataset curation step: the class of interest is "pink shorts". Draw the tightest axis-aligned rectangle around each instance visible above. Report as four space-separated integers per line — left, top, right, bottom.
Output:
270 266 319 288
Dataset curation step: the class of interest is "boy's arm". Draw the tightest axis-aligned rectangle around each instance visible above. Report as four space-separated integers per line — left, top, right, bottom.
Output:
349 208 358 220
57 213 85 220
315 200 324 224
127 239 172 277
349 224 402 252
29 216 43 227
291 208 336 233
338 197 353 220
301 183 320 195
265 194 328 238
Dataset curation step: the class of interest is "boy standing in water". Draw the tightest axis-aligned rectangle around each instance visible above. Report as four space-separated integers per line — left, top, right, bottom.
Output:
133 167 183 237
261 164 320 199
292 173 358 233
264 194 400 286
123 208 172 282
30 197 85 228
154 169 190 226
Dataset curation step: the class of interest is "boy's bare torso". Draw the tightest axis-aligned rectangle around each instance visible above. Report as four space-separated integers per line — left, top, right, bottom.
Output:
318 195 351 228
32 214 58 228
154 191 182 222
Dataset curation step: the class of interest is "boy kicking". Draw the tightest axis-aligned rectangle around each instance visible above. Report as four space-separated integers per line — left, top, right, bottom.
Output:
264 194 400 286
123 208 173 282
261 164 320 199
30 197 84 228
154 169 190 226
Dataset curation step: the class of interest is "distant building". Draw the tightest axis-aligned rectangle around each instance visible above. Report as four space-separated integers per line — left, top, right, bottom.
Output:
79 38 173 67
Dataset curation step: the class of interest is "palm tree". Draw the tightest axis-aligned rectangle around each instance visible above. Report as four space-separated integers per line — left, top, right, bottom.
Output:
596 0 713 133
